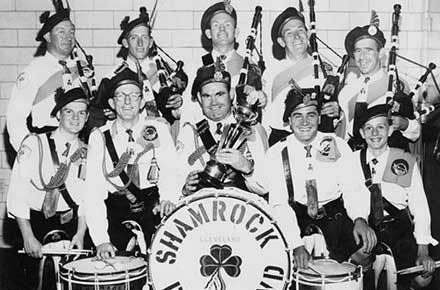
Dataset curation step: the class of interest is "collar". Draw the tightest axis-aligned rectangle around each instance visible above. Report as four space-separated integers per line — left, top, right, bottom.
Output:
111 117 144 137
50 129 79 153
281 54 312 68
360 69 385 84
366 146 390 165
206 113 235 130
125 56 155 71
289 131 322 152
212 49 235 63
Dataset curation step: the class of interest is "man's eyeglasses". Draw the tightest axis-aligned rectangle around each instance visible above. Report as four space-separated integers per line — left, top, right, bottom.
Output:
114 92 142 102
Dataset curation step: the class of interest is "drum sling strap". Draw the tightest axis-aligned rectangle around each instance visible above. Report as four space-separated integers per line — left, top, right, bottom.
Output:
103 130 143 200
281 143 295 207
359 148 402 226
46 133 78 219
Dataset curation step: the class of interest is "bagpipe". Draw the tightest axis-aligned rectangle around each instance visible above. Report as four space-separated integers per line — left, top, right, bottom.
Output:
71 40 98 101
306 0 350 133
149 41 188 124
234 5 264 125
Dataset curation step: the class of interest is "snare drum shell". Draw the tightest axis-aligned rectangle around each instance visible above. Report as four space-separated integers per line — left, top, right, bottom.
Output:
59 255 147 290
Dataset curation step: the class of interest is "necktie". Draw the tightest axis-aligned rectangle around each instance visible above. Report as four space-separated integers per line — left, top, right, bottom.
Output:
304 145 318 219
42 143 71 219
351 77 370 141
125 129 140 187
216 123 223 135
369 157 384 226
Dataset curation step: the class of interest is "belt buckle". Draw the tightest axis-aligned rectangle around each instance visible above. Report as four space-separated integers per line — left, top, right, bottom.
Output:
315 207 327 220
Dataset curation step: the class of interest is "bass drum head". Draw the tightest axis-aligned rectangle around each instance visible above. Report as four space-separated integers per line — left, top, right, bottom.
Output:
148 188 292 289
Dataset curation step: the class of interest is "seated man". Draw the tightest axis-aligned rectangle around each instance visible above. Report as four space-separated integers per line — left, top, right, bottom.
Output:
177 60 268 196
84 68 180 259
248 85 377 263
7 87 90 289
355 104 437 289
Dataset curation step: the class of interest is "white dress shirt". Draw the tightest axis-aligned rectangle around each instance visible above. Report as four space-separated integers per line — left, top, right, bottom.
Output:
84 117 180 246
7 129 86 219
7 52 80 151
338 69 420 141
357 147 438 246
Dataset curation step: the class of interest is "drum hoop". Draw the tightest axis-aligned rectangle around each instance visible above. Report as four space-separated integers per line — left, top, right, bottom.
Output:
147 189 292 289
59 256 147 280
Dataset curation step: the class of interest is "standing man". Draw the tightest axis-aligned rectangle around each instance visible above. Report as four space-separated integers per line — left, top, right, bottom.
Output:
85 68 180 259
7 2 83 151
180 0 267 126
264 7 338 146
7 87 90 289
356 104 437 289
88 7 185 135
178 62 268 196
248 87 377 263
338 19 420 150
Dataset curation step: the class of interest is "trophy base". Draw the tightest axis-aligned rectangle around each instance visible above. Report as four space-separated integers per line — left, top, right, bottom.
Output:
198 171 224 190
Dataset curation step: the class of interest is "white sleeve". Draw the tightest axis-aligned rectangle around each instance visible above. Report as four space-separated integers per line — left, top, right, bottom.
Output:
7 136 38 219
7 72 38 151
408 164 438 246
401 118 421 141
84 130 111 246
340 144 370 221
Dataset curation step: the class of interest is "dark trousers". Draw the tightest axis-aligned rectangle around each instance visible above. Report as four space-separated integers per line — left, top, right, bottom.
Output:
15 210 92 290
105 187 160 251
292 197 360 262
373 212 418 290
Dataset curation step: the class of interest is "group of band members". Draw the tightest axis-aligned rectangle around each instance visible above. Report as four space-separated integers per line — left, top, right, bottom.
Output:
4 0 438 289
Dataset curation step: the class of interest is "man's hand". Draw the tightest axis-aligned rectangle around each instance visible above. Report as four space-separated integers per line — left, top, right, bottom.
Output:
69 232 85 250
321 101 339 118
96 242 116 260
165 94 183 109
183 170 201 196
24 234 43 258
353 218 377 253
293 246 310 269
153 200 176 218
416 245 436 278
391 115 409 131
216 148 252 173
244 86 267 108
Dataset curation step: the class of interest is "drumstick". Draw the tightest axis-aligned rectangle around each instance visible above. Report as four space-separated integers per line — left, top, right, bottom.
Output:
18 249 93 255
396 261 440 275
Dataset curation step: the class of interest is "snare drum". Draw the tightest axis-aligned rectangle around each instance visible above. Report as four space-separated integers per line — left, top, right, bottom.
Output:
59 253 147 290
293 258 362 290
148 188 292 289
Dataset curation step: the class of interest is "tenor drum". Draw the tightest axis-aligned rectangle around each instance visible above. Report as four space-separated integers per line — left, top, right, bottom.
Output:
293 258 362 290
59 253 147 290
148 188 292 289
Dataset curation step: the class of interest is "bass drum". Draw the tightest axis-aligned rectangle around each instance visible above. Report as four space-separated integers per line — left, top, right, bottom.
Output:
148 187 292 289
59 252 147 290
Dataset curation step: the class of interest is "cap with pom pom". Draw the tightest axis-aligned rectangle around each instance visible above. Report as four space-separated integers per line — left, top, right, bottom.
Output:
117 7 151 45
344 10 386 57
50 87 88 117
36 0 71 42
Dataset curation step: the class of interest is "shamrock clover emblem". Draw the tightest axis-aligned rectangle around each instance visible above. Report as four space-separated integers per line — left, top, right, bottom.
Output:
200 244 242 290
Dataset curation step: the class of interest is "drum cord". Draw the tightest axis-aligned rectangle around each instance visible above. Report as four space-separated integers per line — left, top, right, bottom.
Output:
96 128 154 191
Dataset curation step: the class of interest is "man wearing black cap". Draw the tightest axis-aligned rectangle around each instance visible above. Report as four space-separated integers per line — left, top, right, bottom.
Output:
94 7 184 130
7 2 82 152
180 0 267 127
84 68 179 259
355 104 436 289
177 61 268 197
7 87 90 289
264 7 338 146
248 87 377 264
338 17 420 150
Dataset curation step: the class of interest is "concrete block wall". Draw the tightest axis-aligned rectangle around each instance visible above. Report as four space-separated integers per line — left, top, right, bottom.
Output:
0 0 439 247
